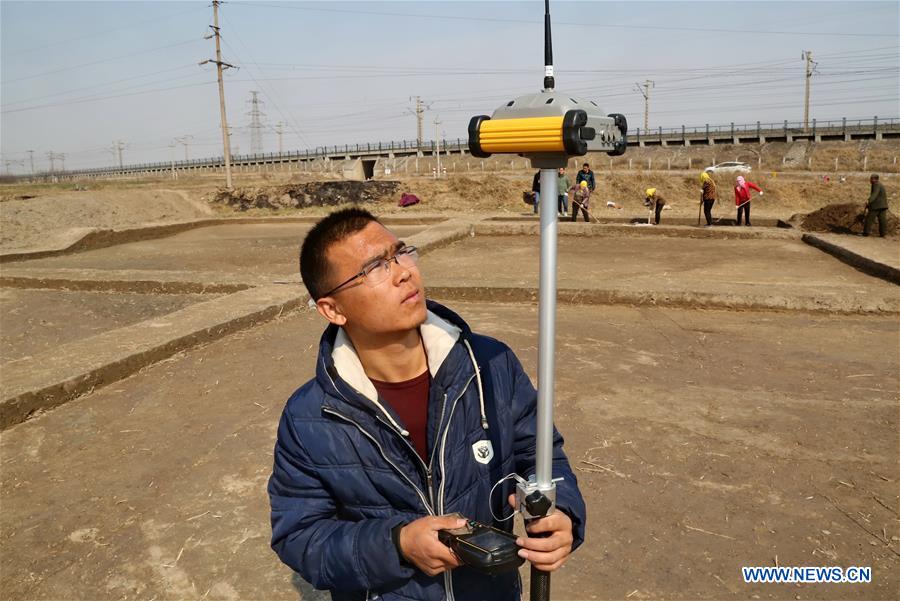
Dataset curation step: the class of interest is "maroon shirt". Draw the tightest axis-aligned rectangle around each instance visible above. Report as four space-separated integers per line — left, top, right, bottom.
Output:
371 370 431 461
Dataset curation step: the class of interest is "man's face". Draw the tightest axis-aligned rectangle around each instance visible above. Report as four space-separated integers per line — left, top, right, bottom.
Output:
871 176 878 184
318 221 426 335
558 168 565 175
582 165 589 172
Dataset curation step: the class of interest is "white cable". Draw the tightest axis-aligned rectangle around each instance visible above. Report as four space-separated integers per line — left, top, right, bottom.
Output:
489 473 524 522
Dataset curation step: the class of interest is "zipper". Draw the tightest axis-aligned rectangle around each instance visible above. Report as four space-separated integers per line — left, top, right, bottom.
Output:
376 414 437 510
323 354 475 601
322 406 434 515
438 374 476 601
324 361 437 509
438 373 476 514
444 572 455 601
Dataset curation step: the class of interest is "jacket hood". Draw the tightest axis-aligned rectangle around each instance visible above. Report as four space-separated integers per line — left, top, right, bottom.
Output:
314 300 488 431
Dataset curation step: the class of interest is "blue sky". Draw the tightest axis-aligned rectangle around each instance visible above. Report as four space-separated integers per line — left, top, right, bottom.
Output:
1 1 897 172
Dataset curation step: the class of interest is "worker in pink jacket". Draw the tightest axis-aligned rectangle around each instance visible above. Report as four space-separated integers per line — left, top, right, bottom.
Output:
734 175 763 226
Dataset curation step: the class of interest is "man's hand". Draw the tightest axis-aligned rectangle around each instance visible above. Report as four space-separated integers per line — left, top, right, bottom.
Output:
398 515 465 576
508 494 574 572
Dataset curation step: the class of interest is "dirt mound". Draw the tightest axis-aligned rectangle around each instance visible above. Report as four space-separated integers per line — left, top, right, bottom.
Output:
798 202 899 235
213 181 400 211
0 188 213 252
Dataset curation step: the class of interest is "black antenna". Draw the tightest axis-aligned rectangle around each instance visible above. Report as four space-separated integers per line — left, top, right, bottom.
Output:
543 0 554 91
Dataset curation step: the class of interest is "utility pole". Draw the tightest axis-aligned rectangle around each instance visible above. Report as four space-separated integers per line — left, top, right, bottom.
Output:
433 115 442 178
175 135 193 160
46 151 65 173
247 90 266 154
168 142 177 179
200 0 235 189
802 50 816 132
110 140 125 168
634 80 654 131
4 159 23 175
408 96 431 150
275 121 284 154
27 150 35 175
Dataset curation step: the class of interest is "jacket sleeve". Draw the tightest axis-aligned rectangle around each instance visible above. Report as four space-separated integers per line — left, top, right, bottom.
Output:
505 349 587 550
867 184 885 207
268 408 415 592
747 182 762 193
589 172 596 190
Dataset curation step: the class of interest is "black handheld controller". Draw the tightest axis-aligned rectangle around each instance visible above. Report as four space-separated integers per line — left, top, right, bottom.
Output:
438 514 525 575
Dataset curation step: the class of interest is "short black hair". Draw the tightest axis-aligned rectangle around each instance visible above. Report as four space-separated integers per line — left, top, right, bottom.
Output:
871 173 880 180
300 208 380 300
582 163 590 168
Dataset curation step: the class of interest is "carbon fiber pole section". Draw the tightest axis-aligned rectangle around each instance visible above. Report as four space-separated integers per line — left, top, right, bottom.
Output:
531 568 551 601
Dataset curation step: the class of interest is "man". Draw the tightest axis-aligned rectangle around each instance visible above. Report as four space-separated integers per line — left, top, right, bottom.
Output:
531 170 541 215
863 173 889 237
644 188 666 225
575 162 596 192
571 180 591 223
268 208 585 600
557 167 571 216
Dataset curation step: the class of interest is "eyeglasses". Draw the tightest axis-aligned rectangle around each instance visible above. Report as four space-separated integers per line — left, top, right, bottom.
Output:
320 245 419 298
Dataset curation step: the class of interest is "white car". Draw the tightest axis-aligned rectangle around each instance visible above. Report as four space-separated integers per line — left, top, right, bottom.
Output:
704 161 752 175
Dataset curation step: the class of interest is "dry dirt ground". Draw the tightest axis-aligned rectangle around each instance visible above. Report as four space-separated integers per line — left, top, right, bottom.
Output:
0 288 216 363
1 302 897 600
0 187 215 252
1 162 898 600
2 139 898 252
1 223 424 278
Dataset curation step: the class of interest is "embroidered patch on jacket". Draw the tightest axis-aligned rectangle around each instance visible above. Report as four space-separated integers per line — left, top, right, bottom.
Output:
472 440 494 464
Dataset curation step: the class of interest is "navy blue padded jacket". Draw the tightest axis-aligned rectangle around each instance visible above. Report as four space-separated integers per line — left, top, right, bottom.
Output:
268 301 586 600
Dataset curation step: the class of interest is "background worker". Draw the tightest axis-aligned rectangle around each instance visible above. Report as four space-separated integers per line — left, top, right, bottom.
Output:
575 162 596 192
863 173 889 237
557 167 571 216
531 171 541 215
700 170 717 226
644 188 666 225
734 175 763 226
570 180 591 222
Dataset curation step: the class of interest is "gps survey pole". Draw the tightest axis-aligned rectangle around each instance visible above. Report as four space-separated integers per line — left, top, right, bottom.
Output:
534 16 561 596
467 1 627 598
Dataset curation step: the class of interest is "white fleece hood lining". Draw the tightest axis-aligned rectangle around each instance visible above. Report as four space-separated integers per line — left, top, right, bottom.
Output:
332 309 462 405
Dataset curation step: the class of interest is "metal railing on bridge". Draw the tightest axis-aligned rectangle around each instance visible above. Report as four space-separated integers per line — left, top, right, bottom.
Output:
44 116 900 178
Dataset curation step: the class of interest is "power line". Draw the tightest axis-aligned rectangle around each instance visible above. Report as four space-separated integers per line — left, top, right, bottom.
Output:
218 12 311 149
1 80 215 115
1 65 198 108
1 38 205 86
228 1 897 37
7 5 207 57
